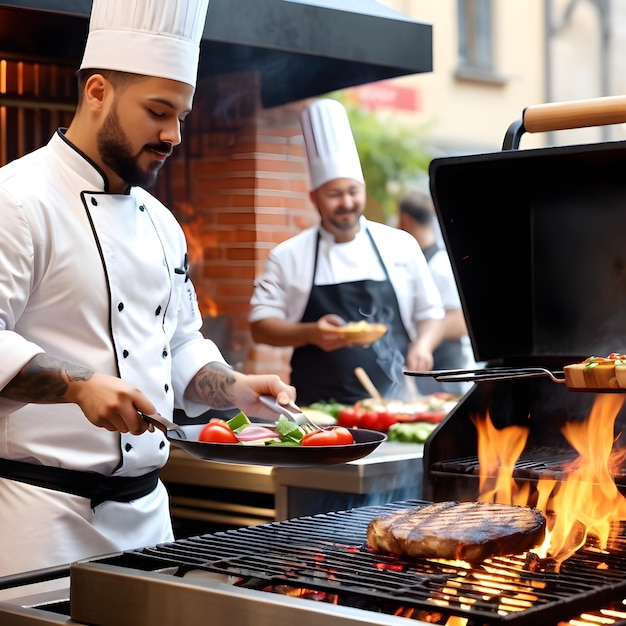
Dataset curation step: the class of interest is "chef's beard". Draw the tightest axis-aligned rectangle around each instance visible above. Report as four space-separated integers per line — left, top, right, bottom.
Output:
97 105 169 189
326 208 362 232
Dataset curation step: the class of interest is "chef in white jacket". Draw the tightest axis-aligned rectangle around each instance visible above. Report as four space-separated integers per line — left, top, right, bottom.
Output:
0 0 294 577
249 99 444 405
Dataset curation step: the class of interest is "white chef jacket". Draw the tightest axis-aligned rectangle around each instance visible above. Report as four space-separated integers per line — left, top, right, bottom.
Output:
249 216 444 339
428 248 462 311
0 130 226 576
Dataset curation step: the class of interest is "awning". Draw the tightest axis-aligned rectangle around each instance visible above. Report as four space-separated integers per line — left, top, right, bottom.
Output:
0 0 432 107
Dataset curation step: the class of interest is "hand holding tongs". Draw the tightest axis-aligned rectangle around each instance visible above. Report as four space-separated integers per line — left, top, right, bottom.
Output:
141 411 187 439
405 367 566 385
258 395 322 433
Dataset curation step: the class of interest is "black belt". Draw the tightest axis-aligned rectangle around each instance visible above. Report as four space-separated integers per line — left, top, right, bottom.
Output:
0 458 161 509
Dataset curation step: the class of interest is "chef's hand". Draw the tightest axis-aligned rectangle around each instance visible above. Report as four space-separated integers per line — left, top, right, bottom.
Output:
66 372 157 435
406 341 435 372
186 362 296 420
315 314 351 351
0 353 156 435
405 318 444 372
231 373 297 421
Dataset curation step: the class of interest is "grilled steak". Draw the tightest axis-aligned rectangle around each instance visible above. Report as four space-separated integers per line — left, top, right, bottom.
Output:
366 501 546 562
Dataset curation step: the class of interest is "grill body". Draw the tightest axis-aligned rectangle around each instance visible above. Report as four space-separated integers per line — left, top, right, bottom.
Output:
68 502 626 625
3 501 626 625
423 112 626 501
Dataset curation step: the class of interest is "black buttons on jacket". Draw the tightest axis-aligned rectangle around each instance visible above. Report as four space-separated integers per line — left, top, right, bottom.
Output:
118 302 124 312
90 197 98 206
155 305 162 316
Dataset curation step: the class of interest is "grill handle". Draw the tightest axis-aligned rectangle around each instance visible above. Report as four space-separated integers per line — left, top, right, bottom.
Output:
503 95 626 149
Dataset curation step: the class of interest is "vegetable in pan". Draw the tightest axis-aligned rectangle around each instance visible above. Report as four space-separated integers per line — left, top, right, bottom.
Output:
197 410 355 446
301 426 353 446
198 419 239 443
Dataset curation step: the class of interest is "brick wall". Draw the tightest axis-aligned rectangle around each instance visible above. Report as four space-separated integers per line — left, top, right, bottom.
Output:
158 73 318 381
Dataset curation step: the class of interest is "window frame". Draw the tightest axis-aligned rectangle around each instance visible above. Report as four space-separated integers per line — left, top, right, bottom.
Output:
456 0 507 85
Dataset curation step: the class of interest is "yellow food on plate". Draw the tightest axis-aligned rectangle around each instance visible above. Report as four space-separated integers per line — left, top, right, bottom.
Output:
333 321 387 344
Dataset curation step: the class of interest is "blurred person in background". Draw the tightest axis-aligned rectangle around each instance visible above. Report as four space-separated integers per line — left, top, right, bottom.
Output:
398 191 474 395
249 99 445 406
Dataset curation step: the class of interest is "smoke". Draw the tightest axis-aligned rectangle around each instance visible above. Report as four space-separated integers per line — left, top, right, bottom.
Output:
360 303 415 401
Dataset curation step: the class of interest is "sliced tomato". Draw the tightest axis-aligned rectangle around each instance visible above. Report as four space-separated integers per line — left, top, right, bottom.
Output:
198 420 239 443
359 410 380 430
374 411 398 431
301 426 355 446
337 407 364 428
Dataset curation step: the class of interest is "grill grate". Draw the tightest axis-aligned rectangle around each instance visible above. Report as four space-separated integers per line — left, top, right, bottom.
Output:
431 446 626 490
99 500 626 625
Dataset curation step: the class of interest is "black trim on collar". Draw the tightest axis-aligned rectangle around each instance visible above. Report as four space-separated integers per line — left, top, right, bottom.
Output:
56 128 118 194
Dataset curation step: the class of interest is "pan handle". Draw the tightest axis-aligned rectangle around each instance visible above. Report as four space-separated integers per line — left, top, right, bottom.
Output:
503 95 626 150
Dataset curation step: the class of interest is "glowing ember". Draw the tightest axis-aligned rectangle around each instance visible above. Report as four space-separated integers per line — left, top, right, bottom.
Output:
473 394 626 565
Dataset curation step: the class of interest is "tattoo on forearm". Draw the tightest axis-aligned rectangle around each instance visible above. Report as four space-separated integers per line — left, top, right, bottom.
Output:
190 362 236 408
0 354 94 403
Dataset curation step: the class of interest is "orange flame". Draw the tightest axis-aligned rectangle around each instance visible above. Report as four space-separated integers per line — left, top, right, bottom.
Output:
473 394 626 564
472 412 530 505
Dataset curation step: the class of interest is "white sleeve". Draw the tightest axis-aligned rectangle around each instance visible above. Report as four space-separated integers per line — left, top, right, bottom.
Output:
429 251 462 310
394 230 445 322
168 274 229 417
249 233 314 324
249 252 292 322
0 189 46 414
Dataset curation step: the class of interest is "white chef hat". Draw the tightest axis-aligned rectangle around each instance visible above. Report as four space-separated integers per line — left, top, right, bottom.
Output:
300 99 365 190
80 0 210 88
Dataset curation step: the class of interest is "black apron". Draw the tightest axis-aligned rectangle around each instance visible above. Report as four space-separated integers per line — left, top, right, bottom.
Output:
290 228 410 405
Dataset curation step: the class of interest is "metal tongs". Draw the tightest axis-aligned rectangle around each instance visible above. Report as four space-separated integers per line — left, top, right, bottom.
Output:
141 396 323 442
258 395 322 433
405 367 566 385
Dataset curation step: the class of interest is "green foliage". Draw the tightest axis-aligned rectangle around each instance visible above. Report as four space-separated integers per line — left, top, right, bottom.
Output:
330 91 433 220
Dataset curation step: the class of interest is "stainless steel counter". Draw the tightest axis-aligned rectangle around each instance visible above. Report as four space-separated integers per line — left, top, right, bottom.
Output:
273 442 424 520
160 448 276 531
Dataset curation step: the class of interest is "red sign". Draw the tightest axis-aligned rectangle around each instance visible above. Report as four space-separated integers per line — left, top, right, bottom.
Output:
349 82 420 112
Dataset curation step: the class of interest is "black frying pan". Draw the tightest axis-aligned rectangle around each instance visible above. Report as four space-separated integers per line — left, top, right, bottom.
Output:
143 413 386 467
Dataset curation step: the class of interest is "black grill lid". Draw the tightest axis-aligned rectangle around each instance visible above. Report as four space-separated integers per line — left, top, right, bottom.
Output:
429 139 626 364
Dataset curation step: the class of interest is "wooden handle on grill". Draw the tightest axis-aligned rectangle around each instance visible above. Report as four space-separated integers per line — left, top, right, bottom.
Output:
523 95 626 134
